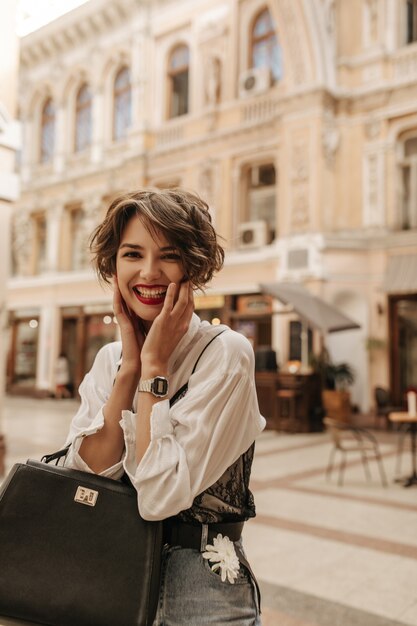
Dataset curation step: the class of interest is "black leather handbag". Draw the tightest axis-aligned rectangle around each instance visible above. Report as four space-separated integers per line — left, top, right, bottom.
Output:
0 448 163 626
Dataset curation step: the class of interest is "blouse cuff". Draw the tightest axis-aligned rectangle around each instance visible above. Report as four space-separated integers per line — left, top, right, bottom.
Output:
120 399 172 481
65 409 124 478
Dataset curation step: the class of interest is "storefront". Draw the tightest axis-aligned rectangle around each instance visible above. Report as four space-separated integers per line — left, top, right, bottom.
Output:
385 254 417 405
61 305 118 395
389 294 417 405
7 310 40 393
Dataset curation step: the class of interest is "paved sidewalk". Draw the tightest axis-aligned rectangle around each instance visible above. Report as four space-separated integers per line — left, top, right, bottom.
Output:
1 396 417 625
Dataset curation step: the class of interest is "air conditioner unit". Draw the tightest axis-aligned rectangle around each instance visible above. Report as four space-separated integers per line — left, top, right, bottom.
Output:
238 220 269 249
238 67 271 98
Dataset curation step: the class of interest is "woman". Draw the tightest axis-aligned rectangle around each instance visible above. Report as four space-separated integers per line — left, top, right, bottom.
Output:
64 188 265 625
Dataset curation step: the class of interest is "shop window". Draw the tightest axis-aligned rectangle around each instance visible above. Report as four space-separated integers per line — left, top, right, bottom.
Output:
289 321 312 362
85 313 118 373
406 0 417 44
399 135 417 230
245 163 277 240
113 66 132 141
390 295 417 404
40 98 55 163
9 317 39 388
168 44 190 118
251 7 282 82
32 213 47 274
75 83 92 152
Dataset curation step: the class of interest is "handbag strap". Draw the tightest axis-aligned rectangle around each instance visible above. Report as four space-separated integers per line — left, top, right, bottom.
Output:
169 328 227 407
42 445 71 465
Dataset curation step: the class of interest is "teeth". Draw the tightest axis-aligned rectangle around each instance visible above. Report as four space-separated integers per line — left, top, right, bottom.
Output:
135 287 166 298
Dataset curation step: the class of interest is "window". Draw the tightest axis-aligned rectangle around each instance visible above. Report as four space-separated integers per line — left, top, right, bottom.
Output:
32 213 47 274
407 0 417 44
246 163 277 239
399 136 417 230
251 8 282 82
168 45 190 118
113 67 132 141
75 84 92 152
289 321 312 362
40 98 55 163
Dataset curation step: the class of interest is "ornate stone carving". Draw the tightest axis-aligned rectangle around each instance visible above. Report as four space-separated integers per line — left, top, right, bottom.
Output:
205 56 222 107
198 160 218 222
364 151 384 227
322 109 340 168
365 117 381 140
12 211 33 276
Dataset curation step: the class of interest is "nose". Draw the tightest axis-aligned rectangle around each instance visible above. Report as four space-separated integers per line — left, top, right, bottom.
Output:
140 255 161 281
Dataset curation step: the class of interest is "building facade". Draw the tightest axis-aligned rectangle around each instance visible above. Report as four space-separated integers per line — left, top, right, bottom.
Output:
7 0 417 410
0 0 20 472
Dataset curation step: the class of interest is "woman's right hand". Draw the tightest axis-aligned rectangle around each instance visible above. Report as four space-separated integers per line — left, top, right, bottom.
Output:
112 279 145 374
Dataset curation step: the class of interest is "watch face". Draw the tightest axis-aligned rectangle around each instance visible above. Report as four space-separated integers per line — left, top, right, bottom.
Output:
152 377 168 396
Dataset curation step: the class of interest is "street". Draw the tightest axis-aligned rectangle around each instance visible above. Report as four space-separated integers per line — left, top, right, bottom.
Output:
1 396 417 626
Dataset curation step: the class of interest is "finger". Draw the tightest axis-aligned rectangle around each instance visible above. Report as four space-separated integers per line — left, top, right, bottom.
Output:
161 282 176 314
113 281 123 316
172 280 190 315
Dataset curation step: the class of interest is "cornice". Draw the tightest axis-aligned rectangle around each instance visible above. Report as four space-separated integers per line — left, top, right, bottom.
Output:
20 0 144 69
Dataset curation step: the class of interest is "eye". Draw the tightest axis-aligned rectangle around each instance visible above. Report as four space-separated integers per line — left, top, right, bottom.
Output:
122 251 142 258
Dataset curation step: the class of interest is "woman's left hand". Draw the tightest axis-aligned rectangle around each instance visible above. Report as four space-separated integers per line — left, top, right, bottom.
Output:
140 281 194 375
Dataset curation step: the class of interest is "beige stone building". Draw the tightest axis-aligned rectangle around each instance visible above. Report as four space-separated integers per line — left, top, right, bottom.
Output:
1 0 20 471
7 0 417 414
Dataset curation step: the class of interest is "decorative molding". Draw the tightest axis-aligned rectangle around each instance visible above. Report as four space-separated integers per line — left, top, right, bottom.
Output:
363 147 385 228
290 131 310 232
12 211 33 277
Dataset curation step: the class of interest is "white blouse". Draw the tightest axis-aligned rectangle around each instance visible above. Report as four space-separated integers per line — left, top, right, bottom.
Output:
64 313 266 521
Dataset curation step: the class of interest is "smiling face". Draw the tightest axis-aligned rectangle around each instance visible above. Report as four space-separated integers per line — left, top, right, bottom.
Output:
116 215 185 325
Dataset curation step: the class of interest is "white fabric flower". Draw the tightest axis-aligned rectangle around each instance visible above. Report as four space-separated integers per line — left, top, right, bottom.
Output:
202 533 240 583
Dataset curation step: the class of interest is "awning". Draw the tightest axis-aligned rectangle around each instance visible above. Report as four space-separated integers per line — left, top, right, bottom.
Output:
384 255 417 294
260 282 361 333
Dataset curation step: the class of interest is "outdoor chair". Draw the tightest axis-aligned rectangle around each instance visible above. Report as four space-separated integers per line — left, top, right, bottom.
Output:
324 417 387 487
374 386 403 430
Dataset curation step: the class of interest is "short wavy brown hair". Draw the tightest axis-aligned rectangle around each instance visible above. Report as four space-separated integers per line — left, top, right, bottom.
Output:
90 188 224 290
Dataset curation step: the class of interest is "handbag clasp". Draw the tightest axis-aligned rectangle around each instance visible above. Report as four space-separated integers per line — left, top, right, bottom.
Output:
74 486 98 507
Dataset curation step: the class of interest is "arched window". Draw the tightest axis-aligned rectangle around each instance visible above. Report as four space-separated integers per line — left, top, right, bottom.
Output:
75 84 92 152
113 67 132 141
40 98 55 163
251 8 282 83
168 44 189 118
399 135 417 230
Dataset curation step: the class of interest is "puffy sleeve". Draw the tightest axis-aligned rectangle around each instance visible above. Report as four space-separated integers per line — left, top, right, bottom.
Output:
121 331 265 521
64 342 124 479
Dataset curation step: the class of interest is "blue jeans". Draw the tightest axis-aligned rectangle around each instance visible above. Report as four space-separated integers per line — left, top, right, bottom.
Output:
152 540 261 626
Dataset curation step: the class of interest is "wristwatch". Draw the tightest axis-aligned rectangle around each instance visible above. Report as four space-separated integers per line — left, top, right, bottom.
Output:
138 376 169 398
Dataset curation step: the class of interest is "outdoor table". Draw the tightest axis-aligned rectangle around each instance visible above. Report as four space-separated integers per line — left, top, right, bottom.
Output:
389 412 417 487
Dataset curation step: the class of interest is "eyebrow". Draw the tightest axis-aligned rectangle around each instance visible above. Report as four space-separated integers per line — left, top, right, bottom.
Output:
119 243 178 251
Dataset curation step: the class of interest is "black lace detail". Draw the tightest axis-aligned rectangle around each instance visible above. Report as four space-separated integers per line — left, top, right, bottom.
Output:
175 443 256 524
168 328 257 525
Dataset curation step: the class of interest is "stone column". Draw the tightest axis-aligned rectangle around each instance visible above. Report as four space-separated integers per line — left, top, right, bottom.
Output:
128 32 146 152
36 305 61 394
91 85 104 164
53 104 66 174
45 204 64 273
